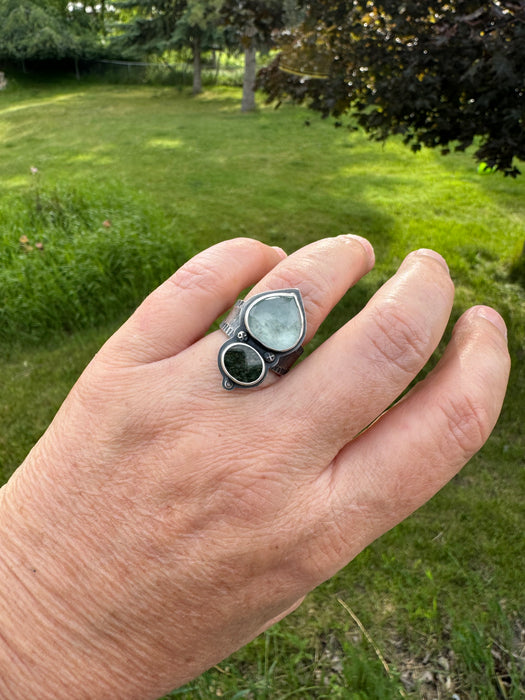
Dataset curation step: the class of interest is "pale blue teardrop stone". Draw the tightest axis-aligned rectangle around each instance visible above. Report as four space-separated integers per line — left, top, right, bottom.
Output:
246 294 303 352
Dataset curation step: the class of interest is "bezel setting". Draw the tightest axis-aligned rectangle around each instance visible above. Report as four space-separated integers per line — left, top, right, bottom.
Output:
244 291 306 352
218 288 306 391
219 342 266 388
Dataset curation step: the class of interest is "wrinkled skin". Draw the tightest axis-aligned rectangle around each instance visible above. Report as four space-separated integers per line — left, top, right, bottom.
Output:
0 237 510 700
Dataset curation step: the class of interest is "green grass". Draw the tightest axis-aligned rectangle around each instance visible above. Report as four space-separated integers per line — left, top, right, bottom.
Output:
0 180 191 345
0 79 524 698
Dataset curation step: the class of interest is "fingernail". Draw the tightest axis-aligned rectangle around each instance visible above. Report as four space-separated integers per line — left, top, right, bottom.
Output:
411 248 450 274
468 305 508 339
272 246 287 260
344 234 375 269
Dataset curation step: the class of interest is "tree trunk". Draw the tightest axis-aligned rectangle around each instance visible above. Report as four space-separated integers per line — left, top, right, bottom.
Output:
100 0 107 35
214 51 221 85
193 35 202 95
242 41 257 112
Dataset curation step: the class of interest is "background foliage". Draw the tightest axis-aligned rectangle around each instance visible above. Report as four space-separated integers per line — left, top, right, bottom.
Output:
2 1 524 171
0 0 105 64
259 0 525 175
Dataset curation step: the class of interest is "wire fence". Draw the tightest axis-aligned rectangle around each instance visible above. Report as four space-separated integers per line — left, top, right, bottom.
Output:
88 56 246 88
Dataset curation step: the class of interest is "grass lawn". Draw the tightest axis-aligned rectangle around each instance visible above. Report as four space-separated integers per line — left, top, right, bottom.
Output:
0 79 524 698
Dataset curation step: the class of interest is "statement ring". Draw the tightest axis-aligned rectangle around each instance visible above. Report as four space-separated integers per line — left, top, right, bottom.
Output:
218 289 307 390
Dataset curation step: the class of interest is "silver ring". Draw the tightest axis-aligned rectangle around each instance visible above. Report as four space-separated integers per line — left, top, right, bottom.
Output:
218 288 307 390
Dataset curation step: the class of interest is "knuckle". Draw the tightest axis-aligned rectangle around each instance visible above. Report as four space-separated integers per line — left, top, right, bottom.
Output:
367 304 432 375
302 284 326 320
265 268 325 320
168 253 224 294
438 392 493 459
169 238 265 293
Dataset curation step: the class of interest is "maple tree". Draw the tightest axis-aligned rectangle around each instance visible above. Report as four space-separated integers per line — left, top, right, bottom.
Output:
258 1 525 175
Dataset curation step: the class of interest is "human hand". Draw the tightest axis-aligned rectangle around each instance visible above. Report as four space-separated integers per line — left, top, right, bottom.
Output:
0 236 510 700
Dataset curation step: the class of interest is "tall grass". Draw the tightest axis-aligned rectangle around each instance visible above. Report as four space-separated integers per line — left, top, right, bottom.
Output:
0 176 190 345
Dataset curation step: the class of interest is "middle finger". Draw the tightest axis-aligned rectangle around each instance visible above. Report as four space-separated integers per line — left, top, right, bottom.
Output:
245 234 375 346
185 235 376 395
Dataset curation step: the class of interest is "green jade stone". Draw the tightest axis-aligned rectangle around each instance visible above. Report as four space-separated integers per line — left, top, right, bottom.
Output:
223 344 264 385
246 294 303 352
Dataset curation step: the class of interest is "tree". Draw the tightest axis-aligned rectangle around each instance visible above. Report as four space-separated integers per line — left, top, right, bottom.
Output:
0 0 102 72
258 1 525 175
282 0 303 27
114 0 223 94
220 0 288 111
172 0 225 94
112 1 187 57
58 2 111 36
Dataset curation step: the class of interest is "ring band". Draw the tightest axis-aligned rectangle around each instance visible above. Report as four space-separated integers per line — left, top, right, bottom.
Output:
218 288 306 390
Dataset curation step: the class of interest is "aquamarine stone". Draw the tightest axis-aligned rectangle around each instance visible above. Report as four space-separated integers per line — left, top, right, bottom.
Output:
246 293 304 352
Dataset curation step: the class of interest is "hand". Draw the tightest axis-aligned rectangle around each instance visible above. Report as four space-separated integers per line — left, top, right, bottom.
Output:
0 236 510 700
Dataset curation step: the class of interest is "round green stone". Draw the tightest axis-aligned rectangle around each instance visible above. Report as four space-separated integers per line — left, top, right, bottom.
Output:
222 344 265 385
